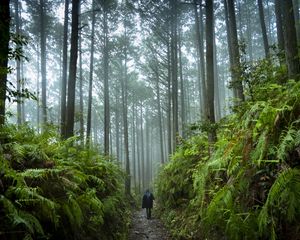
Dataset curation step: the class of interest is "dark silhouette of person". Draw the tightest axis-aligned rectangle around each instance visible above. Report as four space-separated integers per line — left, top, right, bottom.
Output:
142 189 155 219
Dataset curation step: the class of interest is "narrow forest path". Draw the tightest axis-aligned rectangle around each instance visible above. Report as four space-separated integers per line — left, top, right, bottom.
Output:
128 209 171 240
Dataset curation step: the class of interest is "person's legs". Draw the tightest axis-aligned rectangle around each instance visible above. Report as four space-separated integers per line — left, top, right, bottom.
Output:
146 208 150 219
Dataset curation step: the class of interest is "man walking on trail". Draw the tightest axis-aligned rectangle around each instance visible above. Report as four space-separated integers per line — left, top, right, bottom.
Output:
142 189 155 219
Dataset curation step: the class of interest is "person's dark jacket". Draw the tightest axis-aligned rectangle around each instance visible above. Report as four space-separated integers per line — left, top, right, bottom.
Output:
142 191 154 209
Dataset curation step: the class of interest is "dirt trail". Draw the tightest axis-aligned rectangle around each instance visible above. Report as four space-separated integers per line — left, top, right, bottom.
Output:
128 209 171 240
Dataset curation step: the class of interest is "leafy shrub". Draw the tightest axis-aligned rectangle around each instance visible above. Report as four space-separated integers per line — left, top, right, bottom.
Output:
0 125 130 240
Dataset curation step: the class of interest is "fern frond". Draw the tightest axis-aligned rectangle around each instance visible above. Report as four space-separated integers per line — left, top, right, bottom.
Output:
251 129 269 165
12 210 44 235
277 127 300 161
258 168 300 235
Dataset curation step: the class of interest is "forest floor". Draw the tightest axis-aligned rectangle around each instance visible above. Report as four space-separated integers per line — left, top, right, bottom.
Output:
128 208 171 240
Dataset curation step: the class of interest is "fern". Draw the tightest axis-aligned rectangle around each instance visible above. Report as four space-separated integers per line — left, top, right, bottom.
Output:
277 126 300 162
258 168 300 236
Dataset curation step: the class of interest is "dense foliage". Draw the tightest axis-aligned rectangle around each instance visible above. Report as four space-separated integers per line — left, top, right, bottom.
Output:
0 125 130 240
156 59 300 240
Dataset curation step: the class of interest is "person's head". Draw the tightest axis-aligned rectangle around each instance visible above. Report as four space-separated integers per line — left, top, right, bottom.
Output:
145 189 149 193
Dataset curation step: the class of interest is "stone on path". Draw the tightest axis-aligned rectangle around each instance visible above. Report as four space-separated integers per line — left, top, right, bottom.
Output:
128 209 171 240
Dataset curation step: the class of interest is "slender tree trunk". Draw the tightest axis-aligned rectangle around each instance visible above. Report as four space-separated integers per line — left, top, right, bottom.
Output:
21 62 25 122
36 53 40 132
60 0 69 137
245 1 253 61
65 0 80 138
194 1 207 118
226 0 244 102
155 66 164 164
145 114 150 187
258 0 270 57
0 0 10 126
115 91 120 161
213 34 221 121
40 0 47 127
136 104 141 193
79 22 84 142
178 27 186 137
171 0 179 151
123 26 130 195
275 0 285 55
132 103 136 190
140 103 145 191
103 8 110 155
282 0 300 78
167 41 172 155
293 0 300 42
205 0 217 143
86 2 95 143
14 0 22 125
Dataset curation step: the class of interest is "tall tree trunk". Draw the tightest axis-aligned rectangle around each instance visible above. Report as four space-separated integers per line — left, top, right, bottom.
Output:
60 0 69 137
293 0 300 42
171 0 179 150
86 1 95 143
65 0 80 138
140 103 145 191
21 62 25 122
123 26 130 195
145 113 150 187
0 0 10 126
79 21 84 143
282 0 300 78
115 91 120 160
103 8 110 155
245 1 253 61
167 41 172 155
178 27 186 137
205 0 217 143
15 0 22 125
40 0 47 127
132 103 136 189
136 104 141 193
194 0 207 118
258 0 270 57
225 0 244 102
213 33 221 121
36 53 40 132
274 0 285 64
155 66 165 164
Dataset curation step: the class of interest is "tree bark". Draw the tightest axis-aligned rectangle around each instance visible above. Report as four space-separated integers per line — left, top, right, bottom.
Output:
79 19 84 143
0 0 10 126
103 7 110 156
60 0 69 137
193 0 207 119
65 0 80 138
226 0 244 102
205 0 217 143
14 0 22 125
123 25 130 196
155 65 165 164
171 0 179 151
282 0 300 78
40 0 47 127
258 0 270 57
86 1 96 143
178 26 186 137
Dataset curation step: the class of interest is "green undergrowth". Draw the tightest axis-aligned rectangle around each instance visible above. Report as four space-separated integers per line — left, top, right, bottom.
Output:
0 125 130 240
156 60 300 239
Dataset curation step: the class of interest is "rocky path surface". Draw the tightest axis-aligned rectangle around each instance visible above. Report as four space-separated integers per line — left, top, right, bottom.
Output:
128 209 171 240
